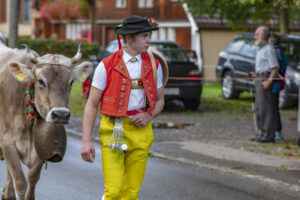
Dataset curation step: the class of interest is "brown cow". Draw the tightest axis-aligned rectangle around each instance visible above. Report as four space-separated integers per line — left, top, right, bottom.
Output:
0 44 93 200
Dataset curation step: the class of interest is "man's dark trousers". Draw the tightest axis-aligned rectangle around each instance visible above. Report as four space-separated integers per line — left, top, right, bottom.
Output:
255 76 276 139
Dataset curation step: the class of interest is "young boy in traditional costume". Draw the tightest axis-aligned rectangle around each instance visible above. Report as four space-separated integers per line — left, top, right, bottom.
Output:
81 15 167 200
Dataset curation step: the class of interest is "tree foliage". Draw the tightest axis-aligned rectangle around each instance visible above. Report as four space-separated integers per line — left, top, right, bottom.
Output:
180 0 300 31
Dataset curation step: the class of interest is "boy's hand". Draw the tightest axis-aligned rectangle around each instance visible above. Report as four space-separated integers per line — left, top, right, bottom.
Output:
81 141 95 163
130 112 152 128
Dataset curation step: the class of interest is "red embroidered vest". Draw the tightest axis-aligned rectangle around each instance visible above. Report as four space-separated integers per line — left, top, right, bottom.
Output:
100 49 159 117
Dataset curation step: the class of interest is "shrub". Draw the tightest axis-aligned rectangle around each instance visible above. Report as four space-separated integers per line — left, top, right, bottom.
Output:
18 39 100 59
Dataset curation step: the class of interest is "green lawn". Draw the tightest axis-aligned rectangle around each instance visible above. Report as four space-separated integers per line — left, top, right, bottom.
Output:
201 82 297 115
201 82 253 114
69 82 88 117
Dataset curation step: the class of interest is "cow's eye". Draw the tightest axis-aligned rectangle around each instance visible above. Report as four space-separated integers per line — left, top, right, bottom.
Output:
38 79 46 87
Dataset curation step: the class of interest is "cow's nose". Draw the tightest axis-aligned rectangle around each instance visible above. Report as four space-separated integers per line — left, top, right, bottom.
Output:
46 108 71 124
52 110 70 120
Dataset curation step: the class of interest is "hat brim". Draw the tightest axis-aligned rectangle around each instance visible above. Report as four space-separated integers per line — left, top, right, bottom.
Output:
114 26 159 35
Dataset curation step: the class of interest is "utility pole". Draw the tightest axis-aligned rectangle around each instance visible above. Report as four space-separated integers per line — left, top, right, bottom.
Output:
87 0 96 42
297 66 300 146
9 0 20 48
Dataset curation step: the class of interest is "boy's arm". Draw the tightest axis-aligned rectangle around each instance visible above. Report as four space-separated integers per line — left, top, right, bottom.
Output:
151 86 164 119
81 86 103 163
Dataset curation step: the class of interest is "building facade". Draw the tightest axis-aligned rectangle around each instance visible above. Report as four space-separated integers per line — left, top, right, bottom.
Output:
0 0 35 36
93 0 191 51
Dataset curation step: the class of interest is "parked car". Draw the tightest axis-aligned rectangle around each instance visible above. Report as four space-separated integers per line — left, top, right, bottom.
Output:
216 32 300 109
90 39 202 110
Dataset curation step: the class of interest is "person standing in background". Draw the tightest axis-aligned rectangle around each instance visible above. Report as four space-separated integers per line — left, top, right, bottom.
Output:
250 26 280 143
268 33 288 142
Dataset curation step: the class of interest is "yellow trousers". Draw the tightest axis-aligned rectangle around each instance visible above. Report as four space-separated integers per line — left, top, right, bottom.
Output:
99 115 154 200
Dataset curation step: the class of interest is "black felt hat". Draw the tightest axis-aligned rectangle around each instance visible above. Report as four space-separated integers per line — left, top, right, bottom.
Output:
114 15 159 35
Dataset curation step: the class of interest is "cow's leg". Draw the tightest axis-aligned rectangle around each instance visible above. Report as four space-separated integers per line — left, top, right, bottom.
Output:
2 168 16 200
2 145 27 200
25 160 43 200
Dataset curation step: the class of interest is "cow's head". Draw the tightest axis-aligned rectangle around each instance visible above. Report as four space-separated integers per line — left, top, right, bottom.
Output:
8 44 93 124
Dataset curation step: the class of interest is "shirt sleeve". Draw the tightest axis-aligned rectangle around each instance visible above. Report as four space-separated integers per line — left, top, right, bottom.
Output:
91 61 107 90
157 63 163 89
267 46 279 69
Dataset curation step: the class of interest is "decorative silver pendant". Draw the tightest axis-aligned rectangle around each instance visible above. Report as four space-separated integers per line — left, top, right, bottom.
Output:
109 117 128 152
121 144 128 151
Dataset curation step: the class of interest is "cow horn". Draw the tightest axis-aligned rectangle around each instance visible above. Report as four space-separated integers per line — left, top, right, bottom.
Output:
71 44 82 64
22 44 39 64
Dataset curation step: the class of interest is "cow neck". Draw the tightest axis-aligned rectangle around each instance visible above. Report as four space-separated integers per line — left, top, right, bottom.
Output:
24 81 39 121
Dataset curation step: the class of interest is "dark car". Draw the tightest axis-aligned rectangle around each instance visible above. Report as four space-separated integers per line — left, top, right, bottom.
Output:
92 39 202 110
216 33 300 109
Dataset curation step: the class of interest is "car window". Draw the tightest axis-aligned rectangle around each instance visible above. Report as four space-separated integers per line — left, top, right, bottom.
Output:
281 41 300 69
151 42 189 62
158 49 189 62
151 43 180 49
226 39 244 54
239 40 257 58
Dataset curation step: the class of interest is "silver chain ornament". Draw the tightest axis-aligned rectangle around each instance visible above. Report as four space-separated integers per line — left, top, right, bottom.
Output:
109 117 128 152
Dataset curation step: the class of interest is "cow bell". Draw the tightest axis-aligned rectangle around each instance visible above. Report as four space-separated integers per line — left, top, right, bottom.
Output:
34 121 67 163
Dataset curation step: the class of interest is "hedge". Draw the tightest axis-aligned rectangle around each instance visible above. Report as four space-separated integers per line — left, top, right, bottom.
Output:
18 39 100 60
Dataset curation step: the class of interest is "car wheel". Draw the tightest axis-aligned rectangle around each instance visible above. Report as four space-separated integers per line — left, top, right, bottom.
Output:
222 71 239 99
279 87 293 109
183 98 200 110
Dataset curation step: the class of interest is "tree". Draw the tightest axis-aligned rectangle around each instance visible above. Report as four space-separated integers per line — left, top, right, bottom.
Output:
180 0 300 34
9 0 20 48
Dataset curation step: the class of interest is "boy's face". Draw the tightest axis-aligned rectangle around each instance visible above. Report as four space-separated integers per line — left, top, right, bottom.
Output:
127 32 152 53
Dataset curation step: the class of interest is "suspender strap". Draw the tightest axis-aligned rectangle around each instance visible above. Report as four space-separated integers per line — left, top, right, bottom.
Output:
147 48 157 88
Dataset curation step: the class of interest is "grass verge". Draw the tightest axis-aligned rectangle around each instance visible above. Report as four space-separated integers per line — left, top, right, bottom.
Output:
69 82 87 118
201 82 253 114
201 82 297 116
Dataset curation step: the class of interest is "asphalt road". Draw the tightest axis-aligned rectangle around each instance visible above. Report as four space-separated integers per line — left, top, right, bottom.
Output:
0 135 299 200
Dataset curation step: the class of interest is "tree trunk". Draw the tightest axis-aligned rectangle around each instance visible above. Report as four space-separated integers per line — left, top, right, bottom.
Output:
279 7 289 35
9 0 20 48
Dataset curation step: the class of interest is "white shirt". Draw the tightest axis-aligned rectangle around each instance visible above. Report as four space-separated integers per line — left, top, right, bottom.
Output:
255 44 279 73
92 50 163 111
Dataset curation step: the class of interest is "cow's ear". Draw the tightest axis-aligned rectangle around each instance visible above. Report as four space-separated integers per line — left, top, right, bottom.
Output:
8 61 34 82
72 61 93 82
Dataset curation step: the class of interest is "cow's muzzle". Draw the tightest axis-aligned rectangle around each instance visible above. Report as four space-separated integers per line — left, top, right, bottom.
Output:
46 107 70 124
34 122 67 162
